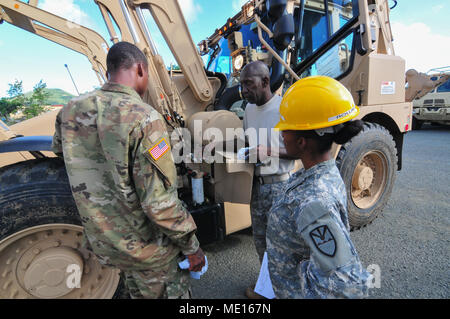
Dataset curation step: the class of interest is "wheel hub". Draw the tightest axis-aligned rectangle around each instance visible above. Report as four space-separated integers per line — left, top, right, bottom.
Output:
353 165 374 191
351 151 388 210
0 224 120 299
23 247 83 299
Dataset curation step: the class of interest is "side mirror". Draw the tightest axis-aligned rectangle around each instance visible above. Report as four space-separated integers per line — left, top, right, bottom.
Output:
272 13 294 51
266 0 287 22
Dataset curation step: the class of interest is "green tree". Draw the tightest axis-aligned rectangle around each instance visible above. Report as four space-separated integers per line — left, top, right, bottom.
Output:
7 79 25 100
0 79 50 122
22 80 49 119
0 80 25 122
0 98 21 120
167 64 181 71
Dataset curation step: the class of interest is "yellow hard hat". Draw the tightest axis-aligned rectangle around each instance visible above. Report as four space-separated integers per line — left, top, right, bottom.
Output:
275 76 360 131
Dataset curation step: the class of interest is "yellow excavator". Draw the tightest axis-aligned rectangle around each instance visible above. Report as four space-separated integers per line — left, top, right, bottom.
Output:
0 0 419 298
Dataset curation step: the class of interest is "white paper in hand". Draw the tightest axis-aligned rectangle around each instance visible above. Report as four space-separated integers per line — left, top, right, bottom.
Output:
254 251 276 299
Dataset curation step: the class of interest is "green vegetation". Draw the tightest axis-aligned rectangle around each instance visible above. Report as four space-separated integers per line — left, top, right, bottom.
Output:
167 64 181 71
22 80 49 119
0 80 27 124
24 87 74 106
0 79 74 125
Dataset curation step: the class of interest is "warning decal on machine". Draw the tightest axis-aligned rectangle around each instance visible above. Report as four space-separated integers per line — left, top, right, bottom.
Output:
381 81 396 95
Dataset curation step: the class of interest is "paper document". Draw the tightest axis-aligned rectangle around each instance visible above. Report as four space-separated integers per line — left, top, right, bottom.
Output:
254 252 276 299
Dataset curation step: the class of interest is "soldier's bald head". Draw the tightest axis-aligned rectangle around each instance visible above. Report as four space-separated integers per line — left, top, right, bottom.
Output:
241 61 270 81
107 42 148 75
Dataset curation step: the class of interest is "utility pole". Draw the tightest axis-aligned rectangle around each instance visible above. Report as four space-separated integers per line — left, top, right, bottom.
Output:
64 64 80 96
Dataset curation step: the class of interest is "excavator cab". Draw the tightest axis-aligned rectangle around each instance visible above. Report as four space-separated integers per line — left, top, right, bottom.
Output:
203 0 357 115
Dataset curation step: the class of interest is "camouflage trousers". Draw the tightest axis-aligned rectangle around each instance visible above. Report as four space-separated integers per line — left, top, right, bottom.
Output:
121 257 191 299
251 177 290 263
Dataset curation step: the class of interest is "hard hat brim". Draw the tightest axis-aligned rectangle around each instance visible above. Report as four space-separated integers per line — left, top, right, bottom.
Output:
275 106 360 131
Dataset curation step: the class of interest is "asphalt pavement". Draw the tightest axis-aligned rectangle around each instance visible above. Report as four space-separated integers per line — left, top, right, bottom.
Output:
191 124 450 299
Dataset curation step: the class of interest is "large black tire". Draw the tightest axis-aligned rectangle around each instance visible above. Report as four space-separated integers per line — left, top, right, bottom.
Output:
336 123 398 230
0 158 80 238
0 158 127 298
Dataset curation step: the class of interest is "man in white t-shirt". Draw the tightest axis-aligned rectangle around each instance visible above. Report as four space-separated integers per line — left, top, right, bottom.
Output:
240 61 296 299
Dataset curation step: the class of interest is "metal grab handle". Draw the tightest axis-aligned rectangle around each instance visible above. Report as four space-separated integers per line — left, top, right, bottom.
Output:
254 14 300 81
356 24 367 55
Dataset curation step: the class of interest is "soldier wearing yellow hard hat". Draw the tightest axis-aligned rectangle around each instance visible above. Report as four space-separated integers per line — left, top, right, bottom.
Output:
265 76 371 298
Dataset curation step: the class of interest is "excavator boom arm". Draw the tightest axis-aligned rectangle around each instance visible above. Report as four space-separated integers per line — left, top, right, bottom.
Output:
134 0 213 103
0 0 109 83
0 0 216 128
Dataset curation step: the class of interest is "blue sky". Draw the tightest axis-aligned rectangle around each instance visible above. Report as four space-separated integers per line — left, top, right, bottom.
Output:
0 0 449 97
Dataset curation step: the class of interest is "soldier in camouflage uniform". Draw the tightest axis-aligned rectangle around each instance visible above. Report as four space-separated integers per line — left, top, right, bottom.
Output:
267 76 370 298
52 42 205 299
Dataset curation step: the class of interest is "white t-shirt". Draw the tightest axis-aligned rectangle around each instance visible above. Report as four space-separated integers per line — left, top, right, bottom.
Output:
243 94 295 177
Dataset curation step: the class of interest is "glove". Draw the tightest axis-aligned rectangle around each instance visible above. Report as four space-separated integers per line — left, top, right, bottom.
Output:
179 256 208 280
187 247 206 271
237 147 251 160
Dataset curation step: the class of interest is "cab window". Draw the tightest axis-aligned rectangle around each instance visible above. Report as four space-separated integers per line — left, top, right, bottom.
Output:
295 0 357 79
436 78 450 93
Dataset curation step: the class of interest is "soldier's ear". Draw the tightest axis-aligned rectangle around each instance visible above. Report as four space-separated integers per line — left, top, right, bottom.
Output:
261 76 270 89
297 136 307 150
137 63 144 78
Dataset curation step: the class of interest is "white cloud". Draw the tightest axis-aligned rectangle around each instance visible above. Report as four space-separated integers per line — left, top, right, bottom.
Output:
232 0 248 13
39 0 95 29
178 0 202 23
391 22 450 73
432 4 444 14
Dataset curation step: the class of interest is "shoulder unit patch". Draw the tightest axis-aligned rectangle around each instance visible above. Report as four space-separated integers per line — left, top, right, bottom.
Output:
309 225 337 257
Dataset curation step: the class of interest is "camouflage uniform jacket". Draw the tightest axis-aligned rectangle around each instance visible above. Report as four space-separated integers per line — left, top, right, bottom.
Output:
52 83 199 271
266 160 370 298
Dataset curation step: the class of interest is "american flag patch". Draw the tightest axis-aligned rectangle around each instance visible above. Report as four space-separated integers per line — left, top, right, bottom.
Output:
149 138 170 160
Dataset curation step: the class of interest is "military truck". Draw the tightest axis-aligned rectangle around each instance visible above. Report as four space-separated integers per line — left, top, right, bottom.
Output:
0 0 414 298
410 67 450 129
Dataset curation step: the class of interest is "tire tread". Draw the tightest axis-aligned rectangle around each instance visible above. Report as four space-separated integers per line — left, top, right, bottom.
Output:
336 122 398 230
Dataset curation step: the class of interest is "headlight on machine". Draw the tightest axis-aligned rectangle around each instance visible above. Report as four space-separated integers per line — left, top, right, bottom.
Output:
198 40 209 55
234 54 245 71
246 5 254 18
